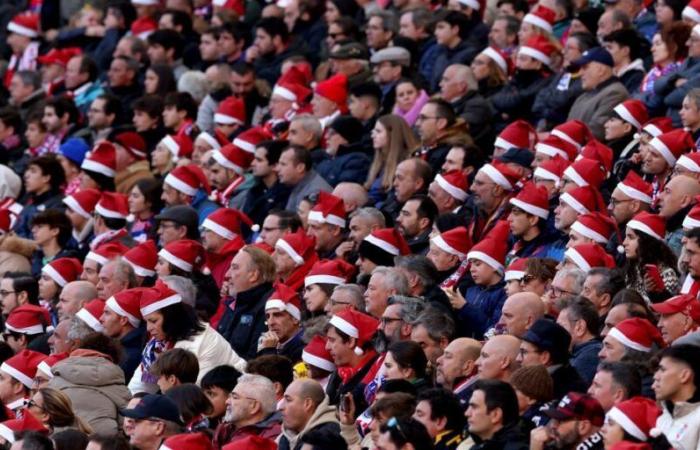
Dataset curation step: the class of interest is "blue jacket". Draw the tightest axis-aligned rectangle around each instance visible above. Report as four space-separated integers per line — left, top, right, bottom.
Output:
456 280 507 339
316 142 371 187
14 190 65 239
634 9 658 42
120 326 146 382
191 190 219 225
657 57 700 126
571 338 602 386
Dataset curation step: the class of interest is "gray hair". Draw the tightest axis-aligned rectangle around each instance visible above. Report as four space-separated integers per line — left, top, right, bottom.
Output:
67 316 96 342
411 309 455 342
162 275 197 308
368 10 398 33
387 295 426 323
178 71 209 104
394 255 438 289
332 284 366 311
402 8 432 31
555 267 586 295
113 259 137 289
447 64 477 92
290 114 323 143
236 373 277 415
15 70 41 90
371 267 410 295
351 207 386 228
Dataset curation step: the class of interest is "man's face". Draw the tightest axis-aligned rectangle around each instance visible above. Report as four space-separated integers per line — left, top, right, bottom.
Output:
658 312 692 344
598 334 625 362
489 19 512 49
470 171 498 211
601 304 628 337
130 419 162 449
56 285 84 321
348 216 372 247
411 324 443 365
507 207 535 237
442 147 466 173
0 279 19 316
413 400 441 439
587 370 617 411
199 33 220 61
269 94 294 119
108 59 132 87
80 259 100 285
399 12 421 39
207 162 235 192
373 61 400 85
658 177 688 218
0 370 20 403
259 215 285 248
65 57 86 89
417 103 440 144
436 340 468 387
440 66 465 102
287 120 314 148
581 274 606 312
147 44 169 65
428 182 455 213
378 304 405 343
276 149 302 185
396 199 423 238
325 326 354 365
225 384 255 424
393 160 418 203
9 75 34 104
466 390 495 438
227 250 256 295
549 418 582 448
132 110 158 132
281 381 310 432
553 200 578 232
642 147 670 176
100 306 127 338
681 96 700 130
162 105 183 129
597 11 614 42
311 94 337 119
42 106 65 134
580 62 608 91
366 16 391 50
265 309 298 342
88 98 112 130
96 262 124 300
517 340 543 367
365 273 390 318
683 238 700 279
230 71 255 96
427 244 458 272
498 298 528 337
653 356 687 401
254 29 276 56
608 188 638 224
48 320 73 354
158 220 186 247
434 21 458 46
307 221 339 253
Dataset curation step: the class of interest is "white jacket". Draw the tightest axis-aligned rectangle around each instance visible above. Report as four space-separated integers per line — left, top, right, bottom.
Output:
128 323 247 394
654 400 700 450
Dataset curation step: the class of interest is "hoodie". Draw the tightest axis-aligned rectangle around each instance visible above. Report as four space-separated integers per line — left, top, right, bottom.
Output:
278 397 340 450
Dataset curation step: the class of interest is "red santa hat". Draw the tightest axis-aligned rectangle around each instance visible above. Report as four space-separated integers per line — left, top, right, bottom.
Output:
308 192 347 227
233 126 273 155
161 135 193 161
196 131 227 151
684 201 700 229
534 156 570 185
213 143 253 175
535 135 578 161
280 64 314 87
505 257 529 282
160 433 213 450
509 182 550 219
676 152 700 174
363 228 411 257
609 318 665 352
164 164 211 197
213 0 245 15
41 257 83 287
314 74 348 113
63 188 101 219
559 185 607 214
215 96 246 126
641 117 674 138
0 210 11 234
648 129 694 167
124 240 158 278
606 397 661 442
435 170 469 202
578 140 613 175
480 46 512 76
86 242 129 266
523 4 556 33
275 230 317 266
5 305 49 336
0 411 49 443
571 212 617 244
329 308 379 355
617 171 653 204
130 16 158 40
627 211 666 241
466 221 510 272
265 283 302 320
564 243 615 271
0 350 47 388
684 0 700 23
37 47 81 67
202 208 252 240
305 259 356 286
96 192 129 220
140 280 183 317
159 239 205 273
478 160 520 191
495 120 536 151
75 299 106 332
431 226 472 259
613 99 648 130
551 120 591 150
7 12 39 38
106 288 144 328
36 353 69 379
81 142 117 177
114 131 147 160
302 335 335 372
221 436 277 450
520 35 557 67
563 158 606 189
272 80 312 104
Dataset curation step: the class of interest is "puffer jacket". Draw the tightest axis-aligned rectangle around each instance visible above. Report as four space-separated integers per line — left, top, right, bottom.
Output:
0 234 34 274
654 400 700 450
278 396 340 450
48 351 131 434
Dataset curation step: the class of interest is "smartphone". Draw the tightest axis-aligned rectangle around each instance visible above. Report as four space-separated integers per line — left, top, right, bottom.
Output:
644 264 664 288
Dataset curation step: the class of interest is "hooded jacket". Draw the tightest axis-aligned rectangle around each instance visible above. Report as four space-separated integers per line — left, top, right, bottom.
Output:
278 397 340 450
655 399 700 450
0 234 33 274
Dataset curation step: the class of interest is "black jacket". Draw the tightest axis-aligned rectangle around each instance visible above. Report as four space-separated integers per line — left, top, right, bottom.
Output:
120 326 146 382
325 353 379 414
217 282 274 360
241 178 291 226
551 363 588 400
451 90 494 151
491 69 551 132
469 423 529 450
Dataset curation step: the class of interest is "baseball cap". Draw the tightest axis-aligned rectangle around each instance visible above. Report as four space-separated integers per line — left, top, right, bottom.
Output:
119 394 184 425
329 42 369 60
155 205 199 229
568 47 614 71
543 392 604 426
497 148 535 168
651 294 700 322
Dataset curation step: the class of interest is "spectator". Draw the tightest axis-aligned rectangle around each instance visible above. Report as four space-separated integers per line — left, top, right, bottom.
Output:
435 338 481 408
466 379 529 450
556 297 602 385
277 146 332 212
530 393 605 450
603 29 645 94
278 379 339 450
497 292 545 338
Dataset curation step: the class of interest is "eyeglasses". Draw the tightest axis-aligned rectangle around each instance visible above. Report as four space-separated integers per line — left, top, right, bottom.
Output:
416 114 440 122
546 285 576 298
0 290 15 297
380 317 403 326
330 299 351 307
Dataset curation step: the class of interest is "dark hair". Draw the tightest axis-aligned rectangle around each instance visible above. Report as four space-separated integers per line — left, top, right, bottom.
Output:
246 355 294 390
387 341 427 379
597 361 642 399
300 427 349 450
659 345 700 391
133 178 164 214
587 268 625 299
77 55 99 82
407 194 438 226
161 9 192 34
158 302 205 343
201 365 241 392
164 92 198 120
52 429 89 450
4 272 39 305
624 229 679 284
257 140 289 166
603 28 641 61
147 29 185 60
496 0 529 14
230 61 255 77
568 31 598 53
151 348 199 383
256 17 290 43
79 333 124 364
660 22 692 61
46 96 80 124
12 431 53 450
82 168 116 192
524 258 558 283
31 210 72 247
331 17 360 41
0 107 22 134
560 296 599 336
437 10 470 39
146 65 177 97
268 209 302 232
165 383 214 423
219 21 249 45
377 378 418 396
282 145 312 171
416 388 465 432
427 98 456 127
435 212 464 233
96 94 123 121
378 417 434 450
28 154 66 193
132 94 165 119
86 433 131 450
686 227 700 247
472 379 519 426
14 70 42 90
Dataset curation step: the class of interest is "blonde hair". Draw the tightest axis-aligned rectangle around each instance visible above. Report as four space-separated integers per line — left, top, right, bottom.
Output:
365 115 419 191
38 388 93 434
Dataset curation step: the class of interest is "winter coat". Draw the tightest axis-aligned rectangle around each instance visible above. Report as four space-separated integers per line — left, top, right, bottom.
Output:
413 119 472 175
431 40 478 92
655 399 700 450
456 280 507 339
567 77 629 140
115 160 154 195
491 69 551 131
0 234 33 274
618 60 646 95
240 179 291 226
278 397 340 450
469 423 529 450
571 338 602 386
551 364 588 400
49 353 131 434
217 282 274 360
14 190 65 239
450 91 494 151
191 190 219 225
214 412 282 448
284 170 332 212
660 57 700 126
532 71 583 129
120 326 145 383
316 142 371 187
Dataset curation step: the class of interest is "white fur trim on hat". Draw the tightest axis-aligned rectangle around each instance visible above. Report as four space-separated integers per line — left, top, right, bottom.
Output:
85 251 108 266
164 173 198 197
5 321 44 335
275 238 304 265
1 362 33 388
124 258 156 278
607 407 648 441
95 203 126 220
106 297 141 327
564 247 591 272
364 234 400 255
509 198 549 219
523 13 553 33
329 315 359 338
618 183 652 204
519 45 551 66
233 137 256 154
42 264 68 287
559 192 589 215
272 85 297 102
563 166 588 187
37 361 53 379
431 235 467 259
457 0 480 9
649 136 677 166
551 129 581 149
81 158 115 177
265 299 301 320
494 137 516 151
214 113 243 126
305 275 345 286
212 150 244 175
307 210 346 228
677 155 700 173
197 132 221 151
505 270 526 282
627 219 663 241
685 6 700 24
140 294 182 317
571 220 608 244
481 47 507 73
159 248 194 272
202 218 236 240
7 21 37 38
161 135 180 158
536 143 568 160
302 350 335 372
480 164 513 190
76 308 104 332
0 424 14 444
467 250 503 272
435 174 468 201
63 196 91 219
683 215 700 229
534 167 560 184
614 104 641 129
608 326 651 352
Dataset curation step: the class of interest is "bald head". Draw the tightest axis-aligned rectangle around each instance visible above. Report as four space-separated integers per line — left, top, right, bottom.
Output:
477 335 521 381
282 378 326 433
436 338 481 388
58 281 98 321
498 292 545 338
659 175 700 218
332 182 368 213
295 378 325 406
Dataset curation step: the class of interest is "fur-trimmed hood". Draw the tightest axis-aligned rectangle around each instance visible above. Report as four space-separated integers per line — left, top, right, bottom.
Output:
0 234 36 258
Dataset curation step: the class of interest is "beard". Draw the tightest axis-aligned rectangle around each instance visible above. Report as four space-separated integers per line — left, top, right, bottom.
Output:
223 405 247 424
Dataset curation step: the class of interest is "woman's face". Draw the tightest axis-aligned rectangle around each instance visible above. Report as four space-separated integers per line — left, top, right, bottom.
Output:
623 228 640 259
144 69 159 95
371 121 389 150
303 284 329 313
25 123 46 148
38 274 59 301
155 257 172 277
601 417 626 448
383 351 411 380
27 392 49 425
272 249 297 277
651 33 671 65
145 311 166 341
324 1 341 24
655 0 675 27
152 142 172 170
79 171 99 190
395 82 419 112
471 54 491 81
193 137 214 165
129 185 150 215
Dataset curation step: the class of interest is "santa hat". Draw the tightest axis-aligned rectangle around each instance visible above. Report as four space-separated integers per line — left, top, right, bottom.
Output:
639 118 673 139
124 240 158 278
0 350 47 388
213 143 253 175
534 156 569 186
305 259 356 286
140 280 183 317
7 12 39 38
213 0 245 15
114 131 147 159
165 164 211 197
196 131 226 151
520 35 557 67
676 152 700 174
571 212 617 244
431 226 472 259
106 288 144 327
563 158 606 188
221 436 277 450
233 126 273 155
161 135 193 161
41 257 83 287
36 353 69 379
272 80 312 104
5 305 49 335
478 160 520 191
202 208 252 240
130 16 158 40
63 188 101 219
579 140 613 175
160 433 213 450
37 47 81 67
275 230 317 266
480 46 512 76
308 192 347 227
302 336 335 372
159 239 205 273
314 74 348 113
559 185 607 214
535 135 578 161
565 243 615 271
280 64 314 87
329 309 379 355
509 182 550 219
495 120 536 151
609 318 665 352
551 120 591 150
362 228 411 257
435 170 469 202
523 5 556 33
648 129 694 166
684 0 700 23
265 283 302 320
606 397 661 442
86 242 129 266
627 211 666 241
466 221 510 272
96 192 129 220
684 201 700 229
214 96 246 126
75 299 106 332
81 142 117 177
505 258 528 282
613 99 648 130
617 171 653 204
0 411 49 443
